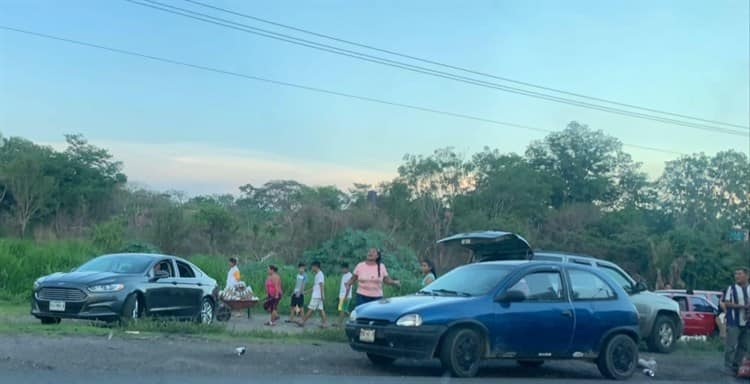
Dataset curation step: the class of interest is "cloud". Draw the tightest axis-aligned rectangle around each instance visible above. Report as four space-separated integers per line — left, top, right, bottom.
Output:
39 140 396 195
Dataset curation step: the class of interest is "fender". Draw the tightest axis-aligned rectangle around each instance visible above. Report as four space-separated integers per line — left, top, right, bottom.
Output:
595 325 640 354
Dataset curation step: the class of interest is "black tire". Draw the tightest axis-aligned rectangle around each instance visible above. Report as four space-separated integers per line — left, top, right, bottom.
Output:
198 297 215 325
216 304 231 322
39 317 60 325
440 327 483 378
517 360 545 368
597 334 638 380
647 315 677 353
366 353 396 366
119 293 142 326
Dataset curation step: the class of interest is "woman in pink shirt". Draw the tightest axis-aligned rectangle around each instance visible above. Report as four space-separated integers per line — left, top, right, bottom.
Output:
263 265 283 326
346 248 400 308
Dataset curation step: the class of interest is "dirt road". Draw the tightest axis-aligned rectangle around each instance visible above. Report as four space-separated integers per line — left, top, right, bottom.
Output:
0 333 739 383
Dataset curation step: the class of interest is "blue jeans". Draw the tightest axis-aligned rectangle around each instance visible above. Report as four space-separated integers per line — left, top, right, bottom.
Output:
355 293 382 308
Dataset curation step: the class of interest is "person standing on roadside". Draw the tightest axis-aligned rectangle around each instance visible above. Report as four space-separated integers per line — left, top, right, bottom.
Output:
346 248 400 308
226 257 241 290
337 263 353 326
722 267 750 374
420 259 437 287
264 265 283 326
287 262 307 323
298 261 328 328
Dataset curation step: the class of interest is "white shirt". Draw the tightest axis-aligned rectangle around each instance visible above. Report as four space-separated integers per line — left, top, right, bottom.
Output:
339 272 353 299
724 283 750 327
312 271 325 299
226 265 240 289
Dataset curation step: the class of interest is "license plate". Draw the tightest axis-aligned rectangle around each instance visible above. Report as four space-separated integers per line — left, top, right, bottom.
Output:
49 301 65 312
359 328 375 343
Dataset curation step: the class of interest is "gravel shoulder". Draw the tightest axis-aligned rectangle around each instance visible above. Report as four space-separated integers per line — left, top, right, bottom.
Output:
0 333 736 383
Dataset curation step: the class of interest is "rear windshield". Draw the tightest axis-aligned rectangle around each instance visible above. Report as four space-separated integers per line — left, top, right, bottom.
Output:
76 255 153 274
421 264 513 296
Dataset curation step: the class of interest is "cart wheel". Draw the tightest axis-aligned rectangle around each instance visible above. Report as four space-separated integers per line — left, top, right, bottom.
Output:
216 305 231 322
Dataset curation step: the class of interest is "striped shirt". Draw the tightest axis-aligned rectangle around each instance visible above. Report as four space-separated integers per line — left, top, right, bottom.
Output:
724 284 750 327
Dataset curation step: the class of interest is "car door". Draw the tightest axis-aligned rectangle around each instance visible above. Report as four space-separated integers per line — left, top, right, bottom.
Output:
689 296 717 336
566 268 619 354
174 260 204 318
493 268 574 358
671 295 696 335
144 258 180 317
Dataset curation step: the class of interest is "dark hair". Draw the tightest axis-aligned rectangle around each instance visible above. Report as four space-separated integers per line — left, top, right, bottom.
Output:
269 265 278 272
421 259 438 278
298 262 306 268
340 262 349 269
311 261 321 268
736 267 749 275
229 257 237 265
376 249 382 277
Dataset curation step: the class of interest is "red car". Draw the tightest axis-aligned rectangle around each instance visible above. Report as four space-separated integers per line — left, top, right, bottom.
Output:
657 289 723 309
657 292 719 336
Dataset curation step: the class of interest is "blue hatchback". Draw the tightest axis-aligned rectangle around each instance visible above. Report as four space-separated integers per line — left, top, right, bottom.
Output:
345 261 640 380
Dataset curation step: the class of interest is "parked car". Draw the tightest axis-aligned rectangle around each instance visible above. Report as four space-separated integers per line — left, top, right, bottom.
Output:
656 292 719 336
438 231 684 353
346 260 641 380
657 289 723 309
31 253 218 325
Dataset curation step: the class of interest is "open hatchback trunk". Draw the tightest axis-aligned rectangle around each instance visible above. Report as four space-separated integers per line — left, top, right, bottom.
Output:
437 230 533 262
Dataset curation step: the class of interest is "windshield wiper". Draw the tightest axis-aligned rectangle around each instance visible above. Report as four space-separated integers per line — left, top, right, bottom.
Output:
431 289 471 297
417 290 436 296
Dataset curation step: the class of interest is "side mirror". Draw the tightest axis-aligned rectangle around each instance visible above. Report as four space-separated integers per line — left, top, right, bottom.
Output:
634 281 648 293
497 290 526 303
150 271 170 282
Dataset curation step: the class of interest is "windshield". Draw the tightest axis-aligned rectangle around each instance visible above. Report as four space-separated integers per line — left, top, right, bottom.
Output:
421 265 513 296
76 255 153 274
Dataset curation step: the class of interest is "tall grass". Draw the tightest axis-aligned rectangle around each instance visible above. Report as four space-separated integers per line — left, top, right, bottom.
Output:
0 239 98 301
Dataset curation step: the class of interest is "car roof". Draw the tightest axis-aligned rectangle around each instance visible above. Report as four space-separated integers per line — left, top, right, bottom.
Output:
100 253 179 261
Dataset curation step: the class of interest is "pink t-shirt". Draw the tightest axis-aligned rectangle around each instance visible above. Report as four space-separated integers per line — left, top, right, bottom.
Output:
354 262 388 298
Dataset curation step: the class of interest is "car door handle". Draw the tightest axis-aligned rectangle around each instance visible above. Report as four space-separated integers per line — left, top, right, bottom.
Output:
196 283 202 287
561 310 573 317
171 281 178 285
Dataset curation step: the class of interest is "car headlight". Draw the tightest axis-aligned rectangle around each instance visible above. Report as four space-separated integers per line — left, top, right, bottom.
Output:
88 283 125 293
396 314 423 327
349 309 358 322
33 278 43 290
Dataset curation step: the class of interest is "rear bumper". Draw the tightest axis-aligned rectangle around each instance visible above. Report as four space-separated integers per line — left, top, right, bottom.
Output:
345 322 446 359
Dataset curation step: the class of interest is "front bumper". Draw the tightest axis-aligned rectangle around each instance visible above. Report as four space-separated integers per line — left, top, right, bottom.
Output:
31 287 129 321
345 321 446 359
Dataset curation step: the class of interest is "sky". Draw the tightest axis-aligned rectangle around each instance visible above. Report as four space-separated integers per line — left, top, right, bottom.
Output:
1 0 748 195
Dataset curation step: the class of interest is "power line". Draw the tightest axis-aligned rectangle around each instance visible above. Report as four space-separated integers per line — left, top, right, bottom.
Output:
0 25 687 156
184 0 749 131
124 0 748 137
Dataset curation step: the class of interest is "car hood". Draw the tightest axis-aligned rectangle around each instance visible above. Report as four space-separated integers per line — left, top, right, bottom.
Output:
640 290 681 311
38 271 134 286
354 295 470 322
438 230 533 261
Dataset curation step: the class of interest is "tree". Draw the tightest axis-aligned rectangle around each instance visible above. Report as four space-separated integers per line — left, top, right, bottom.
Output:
0 138 57 237
193 199 238 254
657 150 749 229
525 122 644 208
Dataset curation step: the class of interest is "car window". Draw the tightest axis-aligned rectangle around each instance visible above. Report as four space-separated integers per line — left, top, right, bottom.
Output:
176 261 195 278
509 271 564 302
690 297 714 313
708 294 721 307
76 255 153 274
153 260 175 278
568 269 616 300
422 264 513 296
598 264 634 294
673 296 688 312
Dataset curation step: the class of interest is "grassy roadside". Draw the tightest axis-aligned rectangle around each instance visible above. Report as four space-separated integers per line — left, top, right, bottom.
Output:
0 301 347 343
